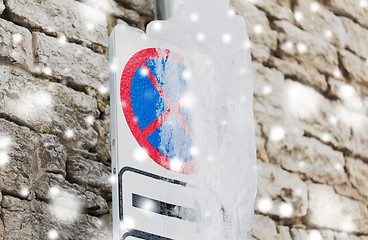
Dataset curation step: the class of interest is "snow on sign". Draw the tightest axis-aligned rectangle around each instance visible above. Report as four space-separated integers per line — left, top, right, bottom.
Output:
110 26 199 240
120 48 194 175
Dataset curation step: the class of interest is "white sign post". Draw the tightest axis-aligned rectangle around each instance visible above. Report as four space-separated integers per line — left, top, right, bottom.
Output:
110 25 199 240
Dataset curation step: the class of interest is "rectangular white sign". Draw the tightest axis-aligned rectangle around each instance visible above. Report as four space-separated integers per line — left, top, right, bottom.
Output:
109 25 199 240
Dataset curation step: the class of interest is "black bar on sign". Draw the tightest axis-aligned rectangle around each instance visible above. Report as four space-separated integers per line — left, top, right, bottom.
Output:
122 229 173 240
132 193 196 222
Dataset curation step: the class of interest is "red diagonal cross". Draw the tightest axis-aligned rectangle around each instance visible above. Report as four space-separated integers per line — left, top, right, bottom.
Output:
140 63 193 139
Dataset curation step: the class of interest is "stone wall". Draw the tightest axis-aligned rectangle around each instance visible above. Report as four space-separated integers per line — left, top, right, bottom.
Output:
0 0 367 239
0 0 154 239
229 0 368 239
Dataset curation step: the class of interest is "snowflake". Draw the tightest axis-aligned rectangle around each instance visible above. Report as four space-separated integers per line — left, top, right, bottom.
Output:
12 33 23 44
170 158 183 172
189 13 199 22
257 198 273 213
221 33 232 43
294 11 303 22
65 129 74 139
152 22 163 31
196 32 205 42
48 229 59 240
269 126 285 142
279 203 293 217
310 2 320 12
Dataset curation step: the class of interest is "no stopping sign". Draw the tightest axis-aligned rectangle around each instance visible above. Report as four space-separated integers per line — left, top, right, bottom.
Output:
120 48 194 174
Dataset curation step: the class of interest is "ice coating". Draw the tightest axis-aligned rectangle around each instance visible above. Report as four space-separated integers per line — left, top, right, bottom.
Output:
146 0 256 238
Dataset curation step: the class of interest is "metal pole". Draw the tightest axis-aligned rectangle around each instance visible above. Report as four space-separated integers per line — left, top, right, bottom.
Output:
156 0 183 20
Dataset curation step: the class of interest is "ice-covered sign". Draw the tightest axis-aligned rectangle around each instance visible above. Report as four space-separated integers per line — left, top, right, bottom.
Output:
110 0 256 239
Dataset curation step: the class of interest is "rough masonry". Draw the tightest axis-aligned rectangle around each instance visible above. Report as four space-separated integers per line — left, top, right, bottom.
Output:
0 0 367 239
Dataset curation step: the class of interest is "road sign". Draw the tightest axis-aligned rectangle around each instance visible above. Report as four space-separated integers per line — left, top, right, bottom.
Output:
120 48 194 174
110 25 199 240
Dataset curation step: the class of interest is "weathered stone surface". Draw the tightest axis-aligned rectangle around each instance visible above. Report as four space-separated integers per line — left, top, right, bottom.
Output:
306 182 368 234
267 133 347 185
6 0 108 46
281 80 353 152
37 134 68 176
1 196 108 239
290 228 308 240
33 32 108 89
230 0 278 51
340 50 368 96
256 160 308 218
252 62 284 120
95 106 111 164
336 232 352 240
0 119 32 196
278 226 292 240
0 0 4 15
116 0 155 16
251 43 271 63
342 18 368 59
346 158 368 198
0 119 67 197
0 219 3 240
253 0 293 21
324 0 368 28
321 230 335 240
34 173 108 215
0 66 99 150
274 20 338 76
67 156 110 192
81 0 141 24
295 0 348 48
251 214 278 240
0 19 33 70
269 57 328 92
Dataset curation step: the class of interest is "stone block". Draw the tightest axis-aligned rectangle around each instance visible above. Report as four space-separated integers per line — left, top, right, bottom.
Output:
95 106 111 164
253 0 293 21
0 219 3 240
230 0 278 51
342 18 368 59
306 182 368 234
0 0 4 14
67 156 111 192
251 214 278 240
0 119 32 196
274 20 338 76
1 196 108 239
0 19 33 70
321 230 335 240
269 57 328 92
0 66 99 150
290 228 309 240
340 50 368 95
252 62 285 119
115 0 155 16
81 0 141 24
295 0 348 48
256 160 308 218
278 226 292 240
6 0 108 46
336 232 350 240
346 158 368 198
34 173 108 215
33 32 109 90
250 43 270 63
267 133 347 185
36 134 68 176
281 80 352 150
0 119 66 196
324 0 368 28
